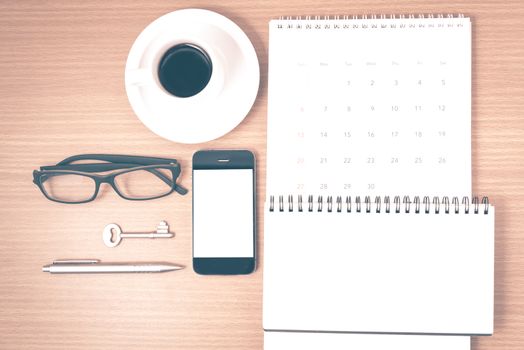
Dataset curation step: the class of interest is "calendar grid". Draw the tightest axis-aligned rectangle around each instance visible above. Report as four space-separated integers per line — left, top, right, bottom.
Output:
267 16 471 199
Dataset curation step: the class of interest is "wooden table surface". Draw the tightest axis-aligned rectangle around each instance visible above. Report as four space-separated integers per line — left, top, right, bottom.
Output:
1 1 523 349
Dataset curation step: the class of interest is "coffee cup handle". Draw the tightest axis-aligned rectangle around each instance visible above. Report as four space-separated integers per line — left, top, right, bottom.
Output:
126 68 155 87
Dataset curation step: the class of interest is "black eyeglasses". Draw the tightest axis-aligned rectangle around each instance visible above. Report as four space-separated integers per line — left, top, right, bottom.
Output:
33 154 188 204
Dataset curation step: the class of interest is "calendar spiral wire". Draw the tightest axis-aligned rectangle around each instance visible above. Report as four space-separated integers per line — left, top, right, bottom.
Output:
269 195 489 214
274 14 467 30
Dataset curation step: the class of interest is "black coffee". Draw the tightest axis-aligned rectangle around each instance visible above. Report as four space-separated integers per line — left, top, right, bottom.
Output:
158 44 213 98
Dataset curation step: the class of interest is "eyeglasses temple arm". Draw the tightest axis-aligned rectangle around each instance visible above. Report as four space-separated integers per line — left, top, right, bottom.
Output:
144 168 188 195
57 154 179 166
40 163 138 172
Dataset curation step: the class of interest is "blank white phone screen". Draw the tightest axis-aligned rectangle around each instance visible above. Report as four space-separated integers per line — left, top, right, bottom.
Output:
193 169 254 258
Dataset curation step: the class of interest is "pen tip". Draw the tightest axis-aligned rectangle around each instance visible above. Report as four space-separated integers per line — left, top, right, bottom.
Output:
42 266 50 272
162 264 184 272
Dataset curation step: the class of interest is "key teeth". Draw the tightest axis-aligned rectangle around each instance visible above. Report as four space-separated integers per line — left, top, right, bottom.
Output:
156 221 170 234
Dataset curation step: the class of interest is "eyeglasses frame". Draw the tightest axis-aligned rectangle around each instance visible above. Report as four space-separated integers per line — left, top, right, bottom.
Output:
33 154 188 204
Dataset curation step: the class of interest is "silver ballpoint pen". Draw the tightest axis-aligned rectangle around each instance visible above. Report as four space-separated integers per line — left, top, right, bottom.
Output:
42 259 184 274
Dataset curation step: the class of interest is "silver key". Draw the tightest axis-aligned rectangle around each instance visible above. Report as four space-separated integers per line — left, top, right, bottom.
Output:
103 221 174 248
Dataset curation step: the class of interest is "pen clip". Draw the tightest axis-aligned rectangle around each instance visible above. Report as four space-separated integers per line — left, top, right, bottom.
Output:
53 259 100 265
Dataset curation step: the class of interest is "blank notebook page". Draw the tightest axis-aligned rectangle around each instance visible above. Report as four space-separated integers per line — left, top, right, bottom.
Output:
263 204 494 334
264 332 471 350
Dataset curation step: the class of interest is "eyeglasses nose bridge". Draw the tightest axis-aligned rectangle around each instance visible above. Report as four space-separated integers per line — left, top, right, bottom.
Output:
92 176 116 197
96 176 118 190
98 176 114 185
89 175 114 192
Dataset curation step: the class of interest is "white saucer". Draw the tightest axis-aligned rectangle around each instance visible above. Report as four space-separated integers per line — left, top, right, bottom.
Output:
125 9 260 144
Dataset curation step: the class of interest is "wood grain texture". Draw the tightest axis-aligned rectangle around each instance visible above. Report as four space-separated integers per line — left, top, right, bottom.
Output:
0 0 523 349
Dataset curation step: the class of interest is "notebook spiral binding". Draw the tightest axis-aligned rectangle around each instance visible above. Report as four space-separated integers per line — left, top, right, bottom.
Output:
275 14 466 30
269 195 489 215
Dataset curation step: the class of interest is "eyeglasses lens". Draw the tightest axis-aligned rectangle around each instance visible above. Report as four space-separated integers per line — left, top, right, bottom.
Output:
113 167 174 199
41 174 96 203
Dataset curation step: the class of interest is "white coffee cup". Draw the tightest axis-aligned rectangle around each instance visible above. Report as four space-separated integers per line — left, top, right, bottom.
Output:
125 9 259 144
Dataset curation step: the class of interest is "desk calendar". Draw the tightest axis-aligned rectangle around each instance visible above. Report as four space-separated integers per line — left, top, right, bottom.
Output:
267 15 471 198
264 15 494 349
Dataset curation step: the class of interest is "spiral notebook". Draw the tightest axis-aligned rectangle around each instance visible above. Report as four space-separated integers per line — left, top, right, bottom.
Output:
263 14 494 339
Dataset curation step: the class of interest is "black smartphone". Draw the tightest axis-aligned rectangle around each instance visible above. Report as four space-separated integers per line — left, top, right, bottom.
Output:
192 150 256 275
